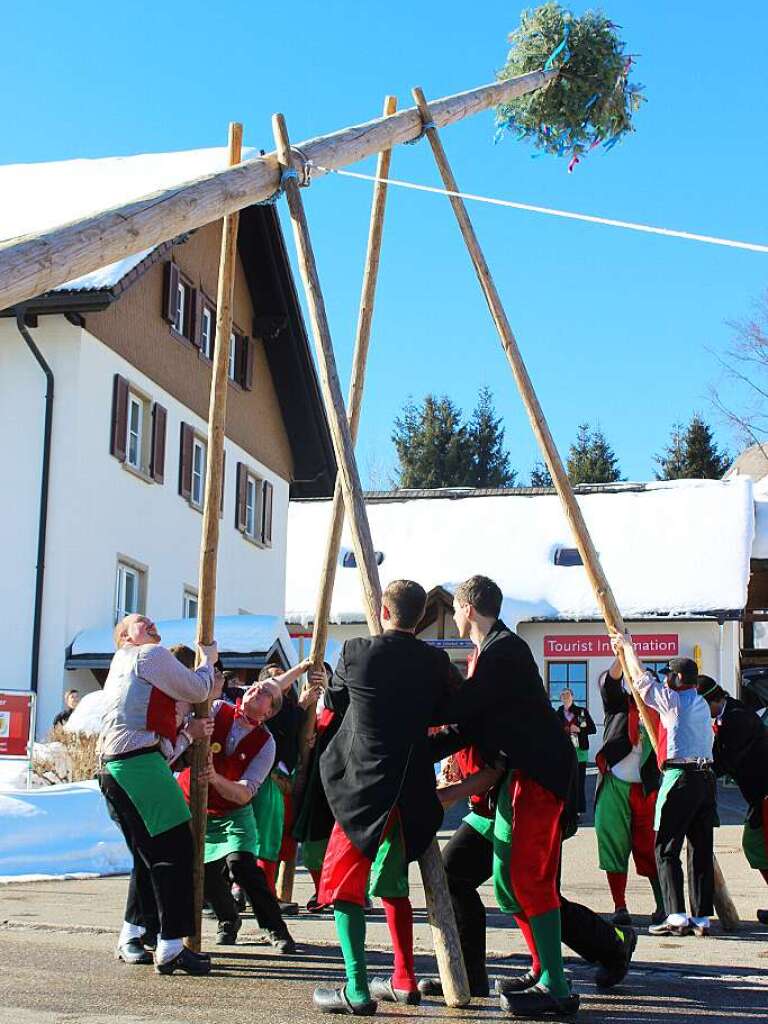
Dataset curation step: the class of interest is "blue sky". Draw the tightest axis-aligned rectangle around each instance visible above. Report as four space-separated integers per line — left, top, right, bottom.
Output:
4 1 767 485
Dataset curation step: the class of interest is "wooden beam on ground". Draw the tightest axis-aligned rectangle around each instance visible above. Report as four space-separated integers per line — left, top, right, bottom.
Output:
0 70 556 313
411 85 741 934
187 122 243 953
272 111 470 1008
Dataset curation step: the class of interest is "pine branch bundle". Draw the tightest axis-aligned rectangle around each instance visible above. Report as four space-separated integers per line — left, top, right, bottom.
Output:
496 3 644 169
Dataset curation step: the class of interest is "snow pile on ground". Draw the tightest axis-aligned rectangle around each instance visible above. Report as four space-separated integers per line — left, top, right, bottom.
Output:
287 479 755 628
64 689 107 735
0 779 129 881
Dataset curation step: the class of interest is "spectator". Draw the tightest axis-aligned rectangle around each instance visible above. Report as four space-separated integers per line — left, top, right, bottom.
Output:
53 689 80 728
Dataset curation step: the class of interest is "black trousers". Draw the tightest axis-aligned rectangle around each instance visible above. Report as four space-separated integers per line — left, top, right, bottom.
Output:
99 771 194 940
655 768 716 917
443 822 620 986
577 762 588 815
205 852 286 935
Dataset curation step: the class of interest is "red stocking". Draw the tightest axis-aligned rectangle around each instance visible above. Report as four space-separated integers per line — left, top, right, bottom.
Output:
514 913 541 976
257 859 277 894
607 871 628 910
381 897 417 992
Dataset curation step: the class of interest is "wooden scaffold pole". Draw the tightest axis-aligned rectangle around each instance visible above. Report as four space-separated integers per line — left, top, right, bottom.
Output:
410 85 740 932
187 122 243 952
272 112 471 1007
277 95 399 908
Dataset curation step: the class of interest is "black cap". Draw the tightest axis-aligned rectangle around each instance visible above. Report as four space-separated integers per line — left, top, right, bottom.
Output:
668 657 699 685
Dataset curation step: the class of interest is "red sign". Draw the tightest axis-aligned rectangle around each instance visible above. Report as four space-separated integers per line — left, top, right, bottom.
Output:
0 691 35 758
543 634 679 659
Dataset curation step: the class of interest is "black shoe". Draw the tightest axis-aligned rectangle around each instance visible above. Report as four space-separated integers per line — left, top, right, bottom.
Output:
278 900 300 916
757 909 768 925
115 938 152 965
370 977 420 1005
500 983 579 1019
201 902 216 919
232 886 246 912
313 986 377 1016
307 895 331 913
650 908 667 926
595 925 637 988
611 907 633 927
267 928 296 954
216 916 241 945
154 947 212 976
419 976 489 998
649 919 692 937
495 971 540 995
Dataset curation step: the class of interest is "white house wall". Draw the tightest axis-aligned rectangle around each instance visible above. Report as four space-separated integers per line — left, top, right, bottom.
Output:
1 317 289 737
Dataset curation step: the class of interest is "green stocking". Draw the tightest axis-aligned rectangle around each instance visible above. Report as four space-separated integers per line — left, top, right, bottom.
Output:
650 877 665 913
334 901 370 1004
528 908 569 997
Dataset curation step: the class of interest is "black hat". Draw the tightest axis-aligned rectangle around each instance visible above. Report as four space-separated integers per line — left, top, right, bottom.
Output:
668 657 699 686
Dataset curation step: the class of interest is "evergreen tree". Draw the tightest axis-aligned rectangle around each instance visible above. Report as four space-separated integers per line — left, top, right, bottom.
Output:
468 386 517 487
566 422 622 484
530 460 553 487
656 413 730 479
392 394 473 488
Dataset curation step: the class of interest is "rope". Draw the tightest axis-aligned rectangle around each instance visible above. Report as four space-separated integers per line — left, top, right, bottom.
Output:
405 120 437 146
315 166 768 255
253 166 302 206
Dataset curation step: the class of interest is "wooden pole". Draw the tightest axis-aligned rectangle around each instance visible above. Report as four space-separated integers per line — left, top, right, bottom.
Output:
411 85 740 933
272 112 470 1008
0 70 557 314
186 122 243 952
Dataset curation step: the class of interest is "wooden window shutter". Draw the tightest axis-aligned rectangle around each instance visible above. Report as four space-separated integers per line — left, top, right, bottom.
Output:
150 403 167 483
163 262 180 323
243 336 255 390
188 288 199 346
179 422 193 499
262 480 274 545
110 374 129 461
235 462 247 530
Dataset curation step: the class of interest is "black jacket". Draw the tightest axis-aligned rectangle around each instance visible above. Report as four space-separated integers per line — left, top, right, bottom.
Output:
712 696 768 811
293 704 342 843
436 621 576 805
556 703 596 751
320 631 454 862
596 669 660 796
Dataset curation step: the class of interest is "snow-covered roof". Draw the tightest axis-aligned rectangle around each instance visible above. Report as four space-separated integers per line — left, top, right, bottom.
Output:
286 479 756 629
68 614 297 669
0 146 259 293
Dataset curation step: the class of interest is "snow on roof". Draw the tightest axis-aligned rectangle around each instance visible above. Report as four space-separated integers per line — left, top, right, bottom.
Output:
286 479 755 629
0 145 259 293
70 614 296 664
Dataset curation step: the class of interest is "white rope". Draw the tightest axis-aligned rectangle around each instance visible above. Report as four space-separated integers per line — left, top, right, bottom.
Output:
316 166 768 256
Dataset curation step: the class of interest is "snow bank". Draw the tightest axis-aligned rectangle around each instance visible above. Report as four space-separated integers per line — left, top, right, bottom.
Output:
287 479 755 628
0 779 130 880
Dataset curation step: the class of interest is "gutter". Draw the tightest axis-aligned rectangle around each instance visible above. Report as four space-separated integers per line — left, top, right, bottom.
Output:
15 312 54 695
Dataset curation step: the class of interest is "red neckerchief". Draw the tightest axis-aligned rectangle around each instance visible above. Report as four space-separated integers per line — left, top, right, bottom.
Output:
234 697 258 727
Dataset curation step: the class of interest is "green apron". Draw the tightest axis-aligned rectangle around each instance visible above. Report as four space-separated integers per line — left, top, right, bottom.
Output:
654 767 684 831
250 774 284 861
204 804 260 863
105 751 190 838
368 816 409 899
491 771 522 914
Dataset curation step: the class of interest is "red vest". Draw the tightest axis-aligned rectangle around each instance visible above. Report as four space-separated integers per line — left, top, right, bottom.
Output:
178 702 272 816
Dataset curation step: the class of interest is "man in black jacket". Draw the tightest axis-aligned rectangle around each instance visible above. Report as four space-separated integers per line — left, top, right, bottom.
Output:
556 690 596 815
435 575 579 1019
594 658 665 926
312 580 456 1016
698 676 768 923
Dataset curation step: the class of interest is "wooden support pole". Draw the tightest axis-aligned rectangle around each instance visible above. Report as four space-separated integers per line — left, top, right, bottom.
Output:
411 85 740 933
0 70 557 314
272 112 470 1008
187 122 243 952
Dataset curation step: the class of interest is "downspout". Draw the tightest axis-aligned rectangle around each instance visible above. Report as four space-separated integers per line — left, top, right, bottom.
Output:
15 311 54 696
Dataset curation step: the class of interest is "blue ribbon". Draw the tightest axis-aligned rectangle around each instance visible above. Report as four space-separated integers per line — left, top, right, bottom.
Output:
544 22 571 70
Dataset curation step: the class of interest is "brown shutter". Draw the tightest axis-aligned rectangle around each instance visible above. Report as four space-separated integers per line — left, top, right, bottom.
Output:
110 374 129 461
262 480 274 545
163 262 180 323
235 462 247 530
220 450 226 516
150 403 167 483
179 422 193 499
188 288 199 346
243 336 254 390
236 334 246 385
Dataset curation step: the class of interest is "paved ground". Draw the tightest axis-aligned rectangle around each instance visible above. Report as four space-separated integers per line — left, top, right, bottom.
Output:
1 787 767 1024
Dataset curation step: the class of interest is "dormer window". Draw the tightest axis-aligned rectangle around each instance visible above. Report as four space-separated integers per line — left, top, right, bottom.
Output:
342 550 385 568
553 547 583 567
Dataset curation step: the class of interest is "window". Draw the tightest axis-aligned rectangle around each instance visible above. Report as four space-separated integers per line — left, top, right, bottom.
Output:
236 465 273 545
191 437 206 509
547 661 588 709
126 392 144 470
182 588 199 619
643 660 670 680
229 331 237 381
110 375 166 482
341 549 385 568
553 547 583 567
201 305 214 360
226 328 252 388
244 473 259 539
163 262 197 343
173 280 187 335
115 560 145 623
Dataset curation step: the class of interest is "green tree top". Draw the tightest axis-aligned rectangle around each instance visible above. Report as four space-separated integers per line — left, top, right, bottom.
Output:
566 422 622 484
655 414 730 480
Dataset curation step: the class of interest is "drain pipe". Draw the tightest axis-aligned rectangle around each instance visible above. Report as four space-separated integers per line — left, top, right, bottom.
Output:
15 311 54 695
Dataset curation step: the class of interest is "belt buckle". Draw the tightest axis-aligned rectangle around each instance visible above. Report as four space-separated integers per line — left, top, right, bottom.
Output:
696 757 706 769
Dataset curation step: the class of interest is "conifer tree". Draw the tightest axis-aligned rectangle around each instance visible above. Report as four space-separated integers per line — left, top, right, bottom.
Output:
566 423 622 484
656 413 730 479
654 423 687 480
392 395 472 488
468 386 517 487
530 460 553 487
